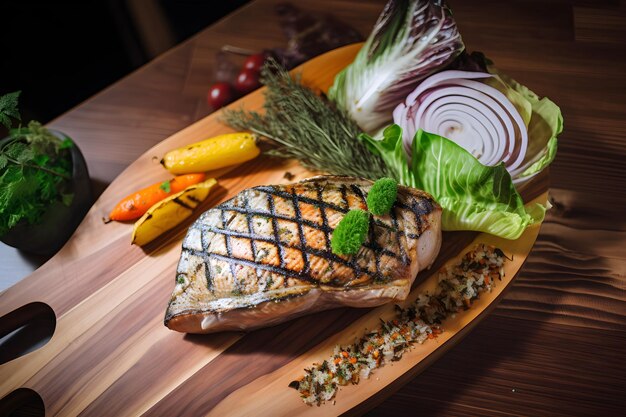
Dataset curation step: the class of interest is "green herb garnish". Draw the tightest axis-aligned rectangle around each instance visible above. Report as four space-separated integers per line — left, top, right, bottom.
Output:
160 180 171 193
222 60 393 180
331 209 370 255
330 178 397 256
0 92 74 236
367 177 398 215
0 91 21 129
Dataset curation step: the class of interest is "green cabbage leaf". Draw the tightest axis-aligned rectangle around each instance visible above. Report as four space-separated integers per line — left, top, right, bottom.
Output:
360 126 547 239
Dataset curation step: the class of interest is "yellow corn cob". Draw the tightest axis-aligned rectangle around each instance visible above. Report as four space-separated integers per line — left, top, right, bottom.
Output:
161 133 260 174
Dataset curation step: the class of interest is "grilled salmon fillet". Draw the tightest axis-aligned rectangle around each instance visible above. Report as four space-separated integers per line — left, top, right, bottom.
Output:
165 176 442 333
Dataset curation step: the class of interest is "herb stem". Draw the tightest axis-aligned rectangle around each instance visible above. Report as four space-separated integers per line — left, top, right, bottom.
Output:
222 60 393 180
4 155 72 180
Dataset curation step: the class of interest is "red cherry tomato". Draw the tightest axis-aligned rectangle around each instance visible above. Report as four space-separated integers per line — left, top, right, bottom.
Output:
207 82 234 109
243 53 266 73
234 69 260 94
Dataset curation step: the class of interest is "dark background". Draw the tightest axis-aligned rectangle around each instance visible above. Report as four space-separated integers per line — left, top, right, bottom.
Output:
1 0 250 128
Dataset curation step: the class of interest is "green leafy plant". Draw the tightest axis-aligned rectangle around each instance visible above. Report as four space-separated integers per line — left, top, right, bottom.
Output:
0 91 74 236
0 91 22 130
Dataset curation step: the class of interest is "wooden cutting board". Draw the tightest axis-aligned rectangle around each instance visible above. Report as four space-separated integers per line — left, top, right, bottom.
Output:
0 44 549 416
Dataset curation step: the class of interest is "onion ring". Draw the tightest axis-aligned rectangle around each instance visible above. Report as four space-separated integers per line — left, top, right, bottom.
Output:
394 70 528 174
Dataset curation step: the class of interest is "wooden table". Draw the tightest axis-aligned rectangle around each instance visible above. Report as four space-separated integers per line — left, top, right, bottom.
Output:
2 0 625 415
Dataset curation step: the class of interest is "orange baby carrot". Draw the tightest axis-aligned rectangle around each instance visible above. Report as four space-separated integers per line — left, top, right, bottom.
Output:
109 173 206 221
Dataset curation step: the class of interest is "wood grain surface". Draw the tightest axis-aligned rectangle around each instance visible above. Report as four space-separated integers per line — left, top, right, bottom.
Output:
0 43 548 416
1 0 625 416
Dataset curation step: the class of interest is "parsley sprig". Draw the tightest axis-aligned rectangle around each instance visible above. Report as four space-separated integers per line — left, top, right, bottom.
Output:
0 92 75 236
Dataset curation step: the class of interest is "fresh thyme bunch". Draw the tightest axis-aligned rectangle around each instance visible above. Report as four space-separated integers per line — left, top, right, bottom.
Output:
222 60 393 180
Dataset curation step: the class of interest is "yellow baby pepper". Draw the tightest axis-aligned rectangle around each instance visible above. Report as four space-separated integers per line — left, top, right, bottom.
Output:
161 132 260 174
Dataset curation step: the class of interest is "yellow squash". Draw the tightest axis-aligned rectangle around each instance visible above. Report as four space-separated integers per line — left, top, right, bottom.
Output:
161 132 260 174
131 178 217 246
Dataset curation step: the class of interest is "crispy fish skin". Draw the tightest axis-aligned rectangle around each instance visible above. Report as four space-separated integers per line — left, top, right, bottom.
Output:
165 176 442 333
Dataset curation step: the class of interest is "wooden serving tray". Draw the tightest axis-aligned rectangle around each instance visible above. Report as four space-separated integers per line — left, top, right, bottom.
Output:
0 44 548 416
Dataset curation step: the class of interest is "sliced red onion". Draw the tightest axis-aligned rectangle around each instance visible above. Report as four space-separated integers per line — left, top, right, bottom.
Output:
393 70 528 174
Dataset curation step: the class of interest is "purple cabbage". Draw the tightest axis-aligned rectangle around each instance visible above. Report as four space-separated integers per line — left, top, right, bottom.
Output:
329 0 464 133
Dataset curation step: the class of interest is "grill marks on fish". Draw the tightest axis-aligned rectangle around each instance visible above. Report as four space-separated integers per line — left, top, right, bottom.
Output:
195 184 424 289
166 176 442 333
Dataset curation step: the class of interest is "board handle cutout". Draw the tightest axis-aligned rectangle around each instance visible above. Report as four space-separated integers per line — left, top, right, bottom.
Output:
0 388 44 417
0 302 56 366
